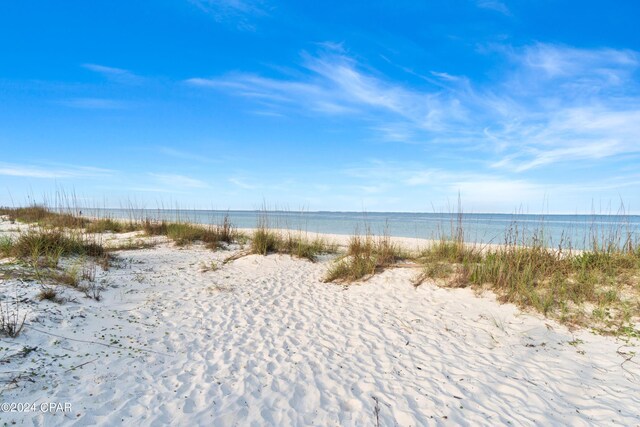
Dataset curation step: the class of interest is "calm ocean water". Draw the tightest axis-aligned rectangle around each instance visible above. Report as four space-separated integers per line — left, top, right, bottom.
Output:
87 209 640 250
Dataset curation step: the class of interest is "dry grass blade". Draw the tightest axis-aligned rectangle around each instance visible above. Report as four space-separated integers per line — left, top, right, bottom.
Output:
0 283 27 338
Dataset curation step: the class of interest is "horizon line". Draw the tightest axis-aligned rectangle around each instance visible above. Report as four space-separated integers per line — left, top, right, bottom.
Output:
19 206 640 217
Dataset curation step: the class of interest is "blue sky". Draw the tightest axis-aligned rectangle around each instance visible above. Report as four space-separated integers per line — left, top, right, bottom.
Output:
1 1 639 213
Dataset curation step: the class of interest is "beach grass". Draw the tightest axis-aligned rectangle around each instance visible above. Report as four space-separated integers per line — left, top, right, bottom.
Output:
324 231 409 282
9 229 104 261
250 212 337 261
251 230 336 262
143 214 237 249
412 220 640 334
86 217 143 233
0 205 90 229
0 204 112 301
2 201 639 335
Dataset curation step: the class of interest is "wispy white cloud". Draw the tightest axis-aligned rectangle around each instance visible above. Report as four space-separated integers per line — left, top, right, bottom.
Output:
336 157 640 212
158 146 216 163
0 162 115 179
517 44 637 82
82 63 142 84
453 178 545 206
490 108 640 171
229 177 258 189
149 173 209 188
372 123 417 142
0 164 66 179
60 98 128 109
250 109 286 117
187 42 640 173
430 71 464 82
186 74 327 109
187 47 468 132
482 44 640 171
476 0 510 16
125 187 186 194
189 0 267 30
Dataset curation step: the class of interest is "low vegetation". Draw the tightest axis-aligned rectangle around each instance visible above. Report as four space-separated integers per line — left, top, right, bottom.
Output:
251 229 336 261
250 214 337 261
106 238 157 251
0 205 143 234
0 205 111 307
8 229 104 260
2 202 639 336
412 239 482 286
86 218 142 233
37 286 60 302
319 212 640 335
0 296 26 338
0 205 89 228
0 235 13 257
143 215 236 249
412 224 640 335
325 232 408 282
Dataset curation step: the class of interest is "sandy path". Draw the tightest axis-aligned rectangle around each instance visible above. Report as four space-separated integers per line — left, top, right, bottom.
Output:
1 242 639 426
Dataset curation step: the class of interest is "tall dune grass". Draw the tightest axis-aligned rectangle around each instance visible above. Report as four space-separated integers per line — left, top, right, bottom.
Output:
411 210 640 334
2 197 639 335
86 217 142 233
324 228 408 282
143 214 237 249
250 209 337 261
0 205 89 228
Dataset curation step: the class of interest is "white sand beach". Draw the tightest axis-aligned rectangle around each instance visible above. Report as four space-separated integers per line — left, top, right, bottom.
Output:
1 219 639 426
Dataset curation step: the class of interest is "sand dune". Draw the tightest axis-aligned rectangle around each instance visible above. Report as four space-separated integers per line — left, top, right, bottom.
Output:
1 224 639 425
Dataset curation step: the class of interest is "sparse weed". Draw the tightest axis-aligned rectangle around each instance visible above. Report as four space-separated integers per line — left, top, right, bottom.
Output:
37 286 61 303
0 286 27 338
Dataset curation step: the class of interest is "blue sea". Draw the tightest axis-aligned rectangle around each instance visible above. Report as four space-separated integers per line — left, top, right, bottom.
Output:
85 209 640 250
